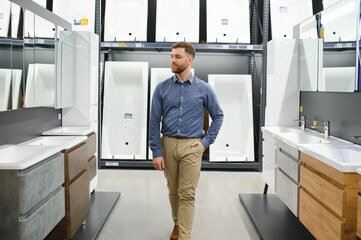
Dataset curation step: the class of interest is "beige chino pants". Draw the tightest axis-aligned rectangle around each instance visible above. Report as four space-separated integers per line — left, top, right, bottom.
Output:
161 136 203 240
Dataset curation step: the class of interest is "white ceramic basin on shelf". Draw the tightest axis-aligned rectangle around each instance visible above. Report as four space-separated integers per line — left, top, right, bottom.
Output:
20 136 87 150
42 127 95 136
0 145 62 170
299 144 361 172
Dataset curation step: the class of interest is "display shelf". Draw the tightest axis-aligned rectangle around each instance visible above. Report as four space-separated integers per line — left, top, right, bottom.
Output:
101 41 263 53
323 41 357 50
100 159 260 171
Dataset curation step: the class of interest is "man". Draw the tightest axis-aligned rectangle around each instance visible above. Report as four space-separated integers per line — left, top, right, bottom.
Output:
149 41 224 240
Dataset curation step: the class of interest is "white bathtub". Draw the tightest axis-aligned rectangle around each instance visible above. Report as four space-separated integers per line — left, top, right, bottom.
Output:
104 0 148 41
156 0 199 42
207 0 250 43
0 69 11 111
0 1 10 38
11 69 22 110
102 61 148 160
24 64 55 108
208 74 254 162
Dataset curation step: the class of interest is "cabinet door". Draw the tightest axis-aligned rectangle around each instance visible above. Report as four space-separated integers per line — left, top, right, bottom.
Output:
358 194 361 238
277 150 299 182
64 143 88 182
300 188 344 240
276 169 299 216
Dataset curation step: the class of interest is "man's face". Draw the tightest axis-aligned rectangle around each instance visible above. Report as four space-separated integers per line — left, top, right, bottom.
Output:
171 48 193 74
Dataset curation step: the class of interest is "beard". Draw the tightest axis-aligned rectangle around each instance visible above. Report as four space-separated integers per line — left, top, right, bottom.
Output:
171 64 187 74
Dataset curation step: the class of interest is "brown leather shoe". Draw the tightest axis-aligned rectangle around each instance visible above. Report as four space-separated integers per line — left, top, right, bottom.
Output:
170 225 179 240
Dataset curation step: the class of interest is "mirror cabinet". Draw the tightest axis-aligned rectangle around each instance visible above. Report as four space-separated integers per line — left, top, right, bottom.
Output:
297 0 360 92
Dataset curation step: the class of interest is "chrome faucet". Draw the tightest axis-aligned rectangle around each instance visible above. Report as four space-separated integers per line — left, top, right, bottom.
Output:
294 116 306 131
310 120 330 139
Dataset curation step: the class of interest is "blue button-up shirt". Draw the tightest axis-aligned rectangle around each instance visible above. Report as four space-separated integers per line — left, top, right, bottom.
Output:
149 74 224 158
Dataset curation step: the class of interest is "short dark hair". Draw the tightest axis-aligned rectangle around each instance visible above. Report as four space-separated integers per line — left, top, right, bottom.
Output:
172 42 196 58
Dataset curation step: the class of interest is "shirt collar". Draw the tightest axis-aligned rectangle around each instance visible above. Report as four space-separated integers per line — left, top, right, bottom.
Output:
172 74 195 84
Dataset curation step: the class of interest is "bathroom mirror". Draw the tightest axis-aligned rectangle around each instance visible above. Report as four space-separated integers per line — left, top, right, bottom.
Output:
298 0 359 92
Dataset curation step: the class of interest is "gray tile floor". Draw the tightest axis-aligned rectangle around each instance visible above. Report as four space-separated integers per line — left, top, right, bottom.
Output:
95 169 263 240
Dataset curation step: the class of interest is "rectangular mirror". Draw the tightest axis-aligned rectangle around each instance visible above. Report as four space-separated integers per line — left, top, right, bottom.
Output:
297 0 359 92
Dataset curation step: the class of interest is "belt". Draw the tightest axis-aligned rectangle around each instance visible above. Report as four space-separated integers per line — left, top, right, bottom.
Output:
164 135 198 139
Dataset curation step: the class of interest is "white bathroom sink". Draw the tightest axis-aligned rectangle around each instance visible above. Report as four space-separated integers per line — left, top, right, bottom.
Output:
20 136 87 150
275 131 352 149
299 144 361 172
42 127 95 136
0 145 62 170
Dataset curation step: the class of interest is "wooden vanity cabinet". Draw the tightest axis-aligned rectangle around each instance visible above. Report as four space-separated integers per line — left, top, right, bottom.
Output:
357 175 361 239
47 132 96 239
300 152 358 240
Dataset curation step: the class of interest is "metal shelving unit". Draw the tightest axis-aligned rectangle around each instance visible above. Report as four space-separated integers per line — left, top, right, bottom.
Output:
97 0 265 171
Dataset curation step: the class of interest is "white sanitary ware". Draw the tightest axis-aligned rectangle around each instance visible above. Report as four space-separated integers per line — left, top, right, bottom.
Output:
0 69 11 111
11 69 22 110
20 136 87 150
206 0 250 43
208 74 254 162
10 3 21 38
42 126 95 136
299 39 322 91
299 144 361 172
318 67 355 92
270 0 313 39
102 61 148 160
24 0 55 38
0 145 62 170
53 0 95 32
104 0 148 41
24 63 55 108
156 0 199 42
0 0 10 38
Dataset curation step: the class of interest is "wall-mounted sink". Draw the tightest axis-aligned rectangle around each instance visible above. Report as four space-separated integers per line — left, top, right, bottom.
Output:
299 144 361 172
20 136 87 150
0 145 62 170
42 127 95 136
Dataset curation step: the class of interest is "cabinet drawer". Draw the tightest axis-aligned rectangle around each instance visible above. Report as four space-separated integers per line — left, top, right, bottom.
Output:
276 140 299 159
18 153 64 215
276 169 299 216
277 150 299 182
85 132 96 160
64 143 88 183
20 187 65 240
263 140 277 164
300 188 344 240
87 156 97 182
301 165 345 217
65 170 90 238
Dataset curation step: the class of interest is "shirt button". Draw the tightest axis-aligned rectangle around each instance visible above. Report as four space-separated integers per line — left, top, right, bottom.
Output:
180 108 182 110
179 119 181 121
177 130 180 133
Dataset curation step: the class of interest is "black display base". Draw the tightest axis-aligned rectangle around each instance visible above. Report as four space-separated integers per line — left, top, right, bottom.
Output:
239 193 315 240
73 191 121 240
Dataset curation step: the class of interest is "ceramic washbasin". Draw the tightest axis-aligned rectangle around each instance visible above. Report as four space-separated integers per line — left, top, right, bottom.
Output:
42 126 94 136
299 144 361 172
0 145 62 170
262 126 304 134
20 136 87 150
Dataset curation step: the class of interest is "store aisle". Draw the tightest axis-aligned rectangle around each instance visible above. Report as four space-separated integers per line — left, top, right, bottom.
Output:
95 169 263 240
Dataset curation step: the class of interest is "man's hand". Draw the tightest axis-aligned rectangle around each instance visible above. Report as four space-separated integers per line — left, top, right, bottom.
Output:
152 157 164 171
191 141 205 152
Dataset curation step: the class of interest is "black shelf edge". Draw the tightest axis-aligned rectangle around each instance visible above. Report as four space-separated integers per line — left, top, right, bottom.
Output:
101 41 263 52
100 159 260 171
323 41 357 50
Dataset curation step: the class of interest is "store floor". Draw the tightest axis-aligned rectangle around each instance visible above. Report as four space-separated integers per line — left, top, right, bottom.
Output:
95 169 264 240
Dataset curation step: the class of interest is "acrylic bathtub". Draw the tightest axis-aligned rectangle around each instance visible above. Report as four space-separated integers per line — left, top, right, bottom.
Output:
0 69 11 111
208 74 254 162
102 61 148 160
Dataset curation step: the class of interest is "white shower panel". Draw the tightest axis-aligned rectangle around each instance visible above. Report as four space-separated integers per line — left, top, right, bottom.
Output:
24 63 55 108
53 0 95 32
0 0 10 38
10 3 21 38
208 74 254 162
270 0 313 39
24 0 55 38
318 67 355 92
207 0 250 43
11 69 22 110
156 0 199 42
0 69 11 111
102 61 148 160
104 0 148 41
